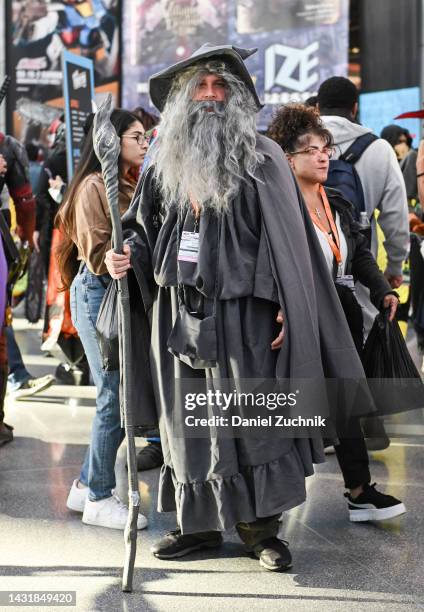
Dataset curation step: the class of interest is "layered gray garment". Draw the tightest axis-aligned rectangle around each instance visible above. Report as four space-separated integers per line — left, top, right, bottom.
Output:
123 134 373 534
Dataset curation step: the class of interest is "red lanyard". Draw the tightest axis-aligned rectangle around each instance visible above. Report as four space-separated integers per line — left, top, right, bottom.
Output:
309 186 342 266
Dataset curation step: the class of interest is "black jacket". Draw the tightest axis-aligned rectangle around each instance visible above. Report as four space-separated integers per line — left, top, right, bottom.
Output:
325 187 395 309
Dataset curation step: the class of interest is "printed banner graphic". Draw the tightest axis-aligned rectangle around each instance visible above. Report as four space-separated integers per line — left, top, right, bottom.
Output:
122 0 349 129
6 0 120 144
62 51 95 179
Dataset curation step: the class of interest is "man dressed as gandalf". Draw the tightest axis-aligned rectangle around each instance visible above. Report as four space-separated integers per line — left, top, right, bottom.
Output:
106 44 368 571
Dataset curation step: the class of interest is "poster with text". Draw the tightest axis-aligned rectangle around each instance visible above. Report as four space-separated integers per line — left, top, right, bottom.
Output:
63 51 95 178
5 0 120 146
122 0 349 130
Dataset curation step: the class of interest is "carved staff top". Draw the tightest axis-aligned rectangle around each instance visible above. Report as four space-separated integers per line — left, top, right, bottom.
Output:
93 94 123 253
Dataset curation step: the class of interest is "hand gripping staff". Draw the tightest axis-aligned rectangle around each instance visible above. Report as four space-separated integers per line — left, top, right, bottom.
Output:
93 95 140 592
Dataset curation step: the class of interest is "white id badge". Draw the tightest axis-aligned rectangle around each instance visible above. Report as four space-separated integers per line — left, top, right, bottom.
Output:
336 274 355 292
178 231 200 263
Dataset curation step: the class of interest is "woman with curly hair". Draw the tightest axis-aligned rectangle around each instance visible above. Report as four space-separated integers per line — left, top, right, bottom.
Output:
267 104 406 523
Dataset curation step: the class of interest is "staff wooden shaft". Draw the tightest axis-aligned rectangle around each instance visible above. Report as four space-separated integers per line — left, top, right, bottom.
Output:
93 95 140 592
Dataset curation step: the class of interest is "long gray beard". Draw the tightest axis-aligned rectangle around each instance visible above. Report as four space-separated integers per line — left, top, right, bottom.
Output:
150 98 258 214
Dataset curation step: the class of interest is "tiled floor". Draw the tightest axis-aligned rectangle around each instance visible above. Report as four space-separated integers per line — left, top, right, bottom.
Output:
0 317 423 611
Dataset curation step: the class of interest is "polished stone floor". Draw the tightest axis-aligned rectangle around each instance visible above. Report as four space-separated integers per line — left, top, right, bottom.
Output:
0 316 423 611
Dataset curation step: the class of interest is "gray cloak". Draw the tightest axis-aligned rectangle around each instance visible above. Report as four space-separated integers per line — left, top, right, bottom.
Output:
122 134 373 534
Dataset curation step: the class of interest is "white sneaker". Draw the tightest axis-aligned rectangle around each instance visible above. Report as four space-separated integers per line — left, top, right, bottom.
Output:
66 479 89 512
82 493 148 530
11 374 55 400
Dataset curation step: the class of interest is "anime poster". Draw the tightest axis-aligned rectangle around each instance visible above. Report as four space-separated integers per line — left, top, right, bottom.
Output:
5 0 120 144
122 0 349 130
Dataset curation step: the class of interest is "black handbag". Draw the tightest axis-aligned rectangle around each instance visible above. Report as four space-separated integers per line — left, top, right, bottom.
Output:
167 305 217 369
96 279 119 371
362 310 424 415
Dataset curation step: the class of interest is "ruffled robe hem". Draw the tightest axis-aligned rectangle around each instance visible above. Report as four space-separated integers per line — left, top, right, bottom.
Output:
157 444 313 534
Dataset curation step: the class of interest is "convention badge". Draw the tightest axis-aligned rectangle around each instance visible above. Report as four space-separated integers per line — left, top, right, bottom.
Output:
178 231 200 263
335 274 355 292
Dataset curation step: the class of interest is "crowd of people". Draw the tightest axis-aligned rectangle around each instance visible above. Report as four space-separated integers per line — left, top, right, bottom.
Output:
1 43 422 572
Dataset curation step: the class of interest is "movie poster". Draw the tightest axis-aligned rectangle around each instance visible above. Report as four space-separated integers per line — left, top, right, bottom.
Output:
122 0 228 112
122 0 349 130
5 0 120 145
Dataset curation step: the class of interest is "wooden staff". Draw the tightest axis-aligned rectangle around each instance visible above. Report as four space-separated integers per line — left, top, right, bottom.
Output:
93 95 140 592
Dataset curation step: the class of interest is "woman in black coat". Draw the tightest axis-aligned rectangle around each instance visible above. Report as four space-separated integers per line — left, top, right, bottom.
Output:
267 103 406 523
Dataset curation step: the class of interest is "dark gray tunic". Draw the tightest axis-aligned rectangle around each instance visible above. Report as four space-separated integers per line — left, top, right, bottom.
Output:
150 180 314 532
123 134 374 534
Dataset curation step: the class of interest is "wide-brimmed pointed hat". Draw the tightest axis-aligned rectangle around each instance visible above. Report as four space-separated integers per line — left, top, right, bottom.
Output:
149 43 262 112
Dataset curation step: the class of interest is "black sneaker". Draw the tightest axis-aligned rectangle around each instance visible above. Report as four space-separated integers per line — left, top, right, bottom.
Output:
247 537 292 572
137 441 163 471
345 483 406 522
151 529 223 559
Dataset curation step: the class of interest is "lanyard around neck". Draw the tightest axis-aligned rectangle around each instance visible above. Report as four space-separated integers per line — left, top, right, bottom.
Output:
309 185 342 267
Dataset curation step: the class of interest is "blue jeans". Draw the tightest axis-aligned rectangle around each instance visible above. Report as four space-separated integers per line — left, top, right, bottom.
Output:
6 326 32 389
70 267 124 501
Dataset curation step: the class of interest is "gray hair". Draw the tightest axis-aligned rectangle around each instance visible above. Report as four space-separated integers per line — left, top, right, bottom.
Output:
149 61 264 213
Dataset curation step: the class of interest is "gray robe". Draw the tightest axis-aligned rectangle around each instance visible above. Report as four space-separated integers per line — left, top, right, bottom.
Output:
123 134 373 534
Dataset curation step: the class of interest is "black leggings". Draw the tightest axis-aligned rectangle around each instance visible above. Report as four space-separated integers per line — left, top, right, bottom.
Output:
334 418 371 490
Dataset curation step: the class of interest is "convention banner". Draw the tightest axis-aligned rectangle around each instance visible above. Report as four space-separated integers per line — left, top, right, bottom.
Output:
62 51 95 179
122 0 349 130
5 0 121 145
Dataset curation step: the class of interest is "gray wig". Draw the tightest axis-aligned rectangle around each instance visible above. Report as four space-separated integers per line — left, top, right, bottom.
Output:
149 60 264 213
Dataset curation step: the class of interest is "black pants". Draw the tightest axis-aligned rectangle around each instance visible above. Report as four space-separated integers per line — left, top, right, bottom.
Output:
192 514 280 549
334 417 371 490
236 514 280 549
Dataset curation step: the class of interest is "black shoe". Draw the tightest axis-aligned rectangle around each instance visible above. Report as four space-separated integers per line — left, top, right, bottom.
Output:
54 363 89 386
362 417 390 451
137 441 163 471
345 483 406 522
151 529 223 559
0 423 14 446
247 537 292 572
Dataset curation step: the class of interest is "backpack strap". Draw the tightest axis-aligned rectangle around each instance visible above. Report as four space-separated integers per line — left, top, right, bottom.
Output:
340 133 378 164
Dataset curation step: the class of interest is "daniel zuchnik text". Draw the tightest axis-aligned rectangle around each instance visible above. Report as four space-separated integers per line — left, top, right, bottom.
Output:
185 415 327 427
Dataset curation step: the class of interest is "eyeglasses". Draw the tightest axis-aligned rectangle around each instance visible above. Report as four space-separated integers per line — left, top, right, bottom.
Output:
290 146 335 159
121 133 146 145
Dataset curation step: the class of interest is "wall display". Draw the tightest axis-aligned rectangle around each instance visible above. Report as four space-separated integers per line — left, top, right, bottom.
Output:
360 87 421 148
63 51 95 178
5 0 120 145
122 0 349 130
